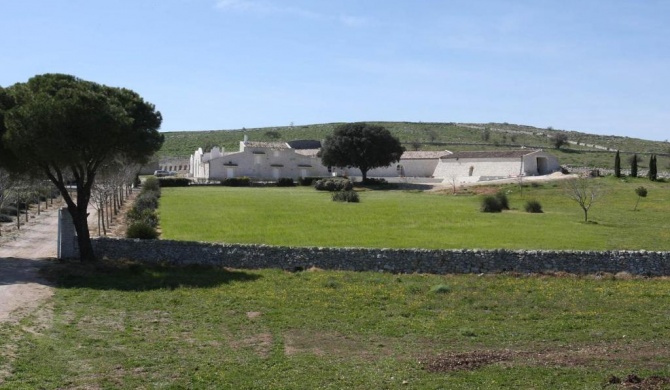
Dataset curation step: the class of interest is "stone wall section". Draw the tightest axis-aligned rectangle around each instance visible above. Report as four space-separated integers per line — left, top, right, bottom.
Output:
92 238 670 276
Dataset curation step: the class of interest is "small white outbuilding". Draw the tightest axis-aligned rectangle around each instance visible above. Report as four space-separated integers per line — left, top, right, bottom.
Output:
432 149 560 184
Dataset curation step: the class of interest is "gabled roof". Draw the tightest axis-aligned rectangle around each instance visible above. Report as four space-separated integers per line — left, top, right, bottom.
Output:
287 139 322 149
441 149 541 159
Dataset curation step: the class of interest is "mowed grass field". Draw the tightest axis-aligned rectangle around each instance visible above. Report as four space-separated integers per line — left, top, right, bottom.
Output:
1 264 669 388
159 177 670 251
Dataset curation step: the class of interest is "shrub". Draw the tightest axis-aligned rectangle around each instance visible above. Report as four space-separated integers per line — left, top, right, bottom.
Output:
276 178 295 187
299 177 321 186
524 200 543 213
127 208 158 228
480 195 503 213
143 176 160 192
126 221 159 239
332 190 360 203
0 214 12 223
158 177 190 187
127 177 162 231
314 178 353 192
494 191 510 210
133 190 160 212
221 177 251 187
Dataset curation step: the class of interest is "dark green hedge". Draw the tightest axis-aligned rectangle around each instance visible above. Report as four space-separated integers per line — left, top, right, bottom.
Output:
221 177 251 187
158 177 191 187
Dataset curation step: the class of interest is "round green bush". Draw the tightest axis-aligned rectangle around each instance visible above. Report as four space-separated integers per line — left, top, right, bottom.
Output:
133 190 160 212
332 190 360 203
0 214 13 223
524 200 543 213
143 176 160 192
315 178 353 191
495 191 510 210
480 195 502 213
126 222 159 239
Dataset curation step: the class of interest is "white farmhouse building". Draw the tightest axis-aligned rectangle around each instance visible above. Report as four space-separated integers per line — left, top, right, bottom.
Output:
190 137 329 181
189 136 560 183
189 136 454 181
432 149 561 184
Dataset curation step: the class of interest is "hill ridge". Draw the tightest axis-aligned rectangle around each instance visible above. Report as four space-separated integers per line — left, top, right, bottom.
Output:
158 121 670 170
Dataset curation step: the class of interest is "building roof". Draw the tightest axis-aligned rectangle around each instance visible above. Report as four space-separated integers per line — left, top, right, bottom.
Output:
401 151 451 160
244 141 289 149
287 139 322 149
441 149 541 159
294 149 320 157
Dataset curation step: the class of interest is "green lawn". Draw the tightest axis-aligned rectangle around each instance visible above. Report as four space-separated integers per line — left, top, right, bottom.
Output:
159 177 670 251
1 264 669 389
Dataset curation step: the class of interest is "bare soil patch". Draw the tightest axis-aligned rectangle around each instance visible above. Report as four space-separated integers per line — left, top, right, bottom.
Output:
605 373 670 389
421 350 517 373
420 341 670 374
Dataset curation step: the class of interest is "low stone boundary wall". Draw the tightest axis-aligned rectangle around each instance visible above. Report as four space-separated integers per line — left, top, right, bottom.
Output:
91 238 670 276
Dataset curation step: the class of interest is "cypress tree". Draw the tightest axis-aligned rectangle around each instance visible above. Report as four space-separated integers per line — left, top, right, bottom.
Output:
614 150 621 178
631 154 638 177
648 154 657 181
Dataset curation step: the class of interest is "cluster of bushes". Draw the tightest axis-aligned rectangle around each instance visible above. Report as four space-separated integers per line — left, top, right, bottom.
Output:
481 190 543 213
480 191 510 213
126 176 160 239
157 177 190 187
314 178 353 192
221 177 251 187
332 190 360 203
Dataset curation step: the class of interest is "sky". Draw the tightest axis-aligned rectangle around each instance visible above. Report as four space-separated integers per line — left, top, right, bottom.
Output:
2 1 669 141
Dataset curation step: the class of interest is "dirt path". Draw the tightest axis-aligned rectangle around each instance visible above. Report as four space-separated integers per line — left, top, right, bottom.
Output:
0 192 134 324
0 206 61 323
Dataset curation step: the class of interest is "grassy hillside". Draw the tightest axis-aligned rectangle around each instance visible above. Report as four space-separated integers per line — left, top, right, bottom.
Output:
158 122 670 170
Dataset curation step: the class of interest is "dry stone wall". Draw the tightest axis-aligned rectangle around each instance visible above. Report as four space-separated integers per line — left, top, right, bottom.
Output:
92 238 670 276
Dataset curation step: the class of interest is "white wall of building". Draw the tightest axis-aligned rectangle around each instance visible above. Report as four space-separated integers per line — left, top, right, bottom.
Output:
433 150 561 181
433 158 524 180
355 158 439 178
207 147 330 180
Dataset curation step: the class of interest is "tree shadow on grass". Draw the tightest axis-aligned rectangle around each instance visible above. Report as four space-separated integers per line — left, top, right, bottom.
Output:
40 260 262 291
